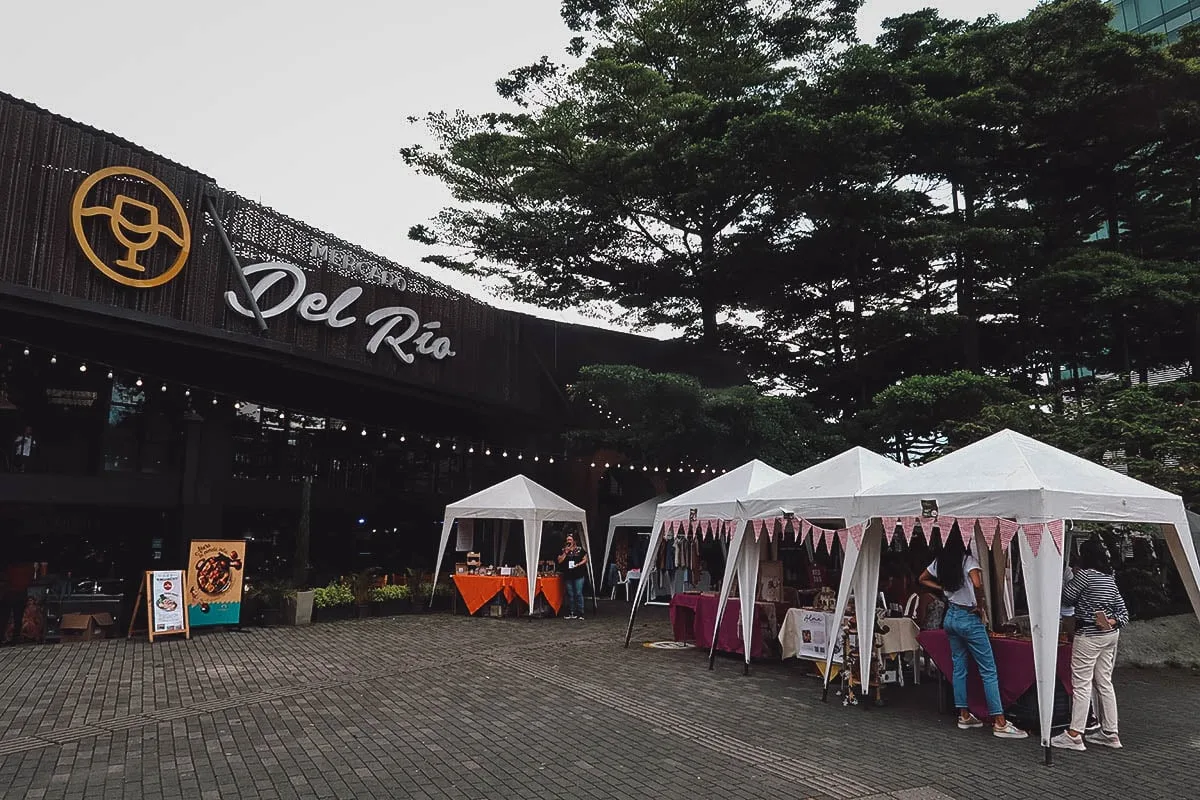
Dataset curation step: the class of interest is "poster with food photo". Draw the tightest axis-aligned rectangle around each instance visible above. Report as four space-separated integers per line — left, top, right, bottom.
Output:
186 540 246 626
151 570 186 633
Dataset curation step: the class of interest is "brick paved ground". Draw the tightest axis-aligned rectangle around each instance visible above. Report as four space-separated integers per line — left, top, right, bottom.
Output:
0 603 1197 800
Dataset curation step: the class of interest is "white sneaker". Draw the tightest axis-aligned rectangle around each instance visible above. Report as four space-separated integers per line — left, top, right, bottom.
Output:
1050 731 1086 750
1085 731 1123 749
957 714 984 730
563 614 576 620
993 722 1029 739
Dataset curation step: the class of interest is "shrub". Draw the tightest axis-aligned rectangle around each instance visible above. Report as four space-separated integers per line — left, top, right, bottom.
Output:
312 581 354 608
369 584 411 602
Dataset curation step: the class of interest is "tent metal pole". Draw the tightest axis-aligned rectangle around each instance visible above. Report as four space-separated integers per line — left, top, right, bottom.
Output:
1043 746 1052 766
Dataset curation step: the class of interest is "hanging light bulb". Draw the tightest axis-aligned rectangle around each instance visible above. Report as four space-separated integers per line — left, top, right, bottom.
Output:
604 462 610 469
49 355 57 364
468 446 474 453
400 435 406 442
22 348 29 356
160 383 167 392
502 450 508 458
590 462 596 468
435 441 442 449
517 453 523 460
340 424 347 432
381 431 387 439
666 467 672 473
184 388 190 397
234 402 242 410
549 457 555 464
135 378 143 387
690 468 696 473
643 466 648 472
361 429 367 436
79 364 87 373
451 443 457 451
485 448 491 455
533 455 539 462
654 467 659 472
212 397 219 405
107 370 114 379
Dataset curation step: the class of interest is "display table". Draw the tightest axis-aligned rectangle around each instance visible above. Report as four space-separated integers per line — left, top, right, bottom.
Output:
919 629 1073 721
669 592 785 658
779 608 844 664
451 574 564 615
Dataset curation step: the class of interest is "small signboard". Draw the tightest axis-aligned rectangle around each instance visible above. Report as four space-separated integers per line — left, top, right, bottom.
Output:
186 540 246 627
128 570 190 642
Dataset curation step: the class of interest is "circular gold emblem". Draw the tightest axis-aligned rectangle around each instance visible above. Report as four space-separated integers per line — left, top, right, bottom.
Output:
70 166 191 288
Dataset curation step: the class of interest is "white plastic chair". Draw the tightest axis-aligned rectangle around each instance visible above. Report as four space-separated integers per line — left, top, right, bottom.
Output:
610 569 641 601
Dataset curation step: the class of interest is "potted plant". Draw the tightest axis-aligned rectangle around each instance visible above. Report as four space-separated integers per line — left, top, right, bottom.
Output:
244 579 290 627
284 586 315 626
369 583 412 616
418 579 455 613
311 581 354 622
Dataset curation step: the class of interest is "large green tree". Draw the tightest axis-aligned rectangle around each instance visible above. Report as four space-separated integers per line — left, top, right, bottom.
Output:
402 0 861 352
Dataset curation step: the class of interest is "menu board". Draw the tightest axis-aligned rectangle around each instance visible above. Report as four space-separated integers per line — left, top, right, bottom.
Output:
151 570 186 633
796 609 843 663
186 540 246 627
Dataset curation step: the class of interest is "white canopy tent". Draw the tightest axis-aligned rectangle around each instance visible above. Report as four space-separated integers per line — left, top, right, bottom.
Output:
431 475 597 615
855 429 1200 762
719 447 910 686
623 460 788 647
600 494 673 587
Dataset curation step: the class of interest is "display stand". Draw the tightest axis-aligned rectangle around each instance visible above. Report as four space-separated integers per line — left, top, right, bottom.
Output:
128 570 190 642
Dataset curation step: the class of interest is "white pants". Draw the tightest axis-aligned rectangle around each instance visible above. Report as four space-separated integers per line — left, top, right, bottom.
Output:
1070 631 1119 733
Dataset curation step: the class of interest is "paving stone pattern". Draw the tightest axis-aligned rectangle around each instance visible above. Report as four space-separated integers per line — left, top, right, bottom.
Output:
0 603 1197 799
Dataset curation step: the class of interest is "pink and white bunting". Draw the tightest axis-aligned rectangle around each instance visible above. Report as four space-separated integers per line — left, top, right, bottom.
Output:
956 518 977 547
837 528 849 550
900 516 917 544
882 516 899 545
848 523 865 551
980 517 999 550
1021 522 1045 557
1047 519 1065 555
800 521 812 545
998 519 1019 553
751 518 763 541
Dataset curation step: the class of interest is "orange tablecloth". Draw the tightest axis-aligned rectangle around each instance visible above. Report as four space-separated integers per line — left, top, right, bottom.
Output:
451 574 565 615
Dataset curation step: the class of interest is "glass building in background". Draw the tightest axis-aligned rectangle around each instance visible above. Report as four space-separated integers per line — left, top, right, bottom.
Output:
1109 0 1199 41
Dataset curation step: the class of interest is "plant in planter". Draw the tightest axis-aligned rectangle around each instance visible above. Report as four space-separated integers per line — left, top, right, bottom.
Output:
312 581 355 622
349 571 375 618
418 580 455 612
244 579 292 627
369 583 412 616
283 586 315 626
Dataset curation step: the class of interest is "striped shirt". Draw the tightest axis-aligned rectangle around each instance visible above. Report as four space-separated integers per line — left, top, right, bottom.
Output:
1062 568 1129 636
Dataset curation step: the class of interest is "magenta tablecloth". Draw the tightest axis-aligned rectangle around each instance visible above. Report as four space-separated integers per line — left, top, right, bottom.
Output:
919 630 1073 720
669 592 769 658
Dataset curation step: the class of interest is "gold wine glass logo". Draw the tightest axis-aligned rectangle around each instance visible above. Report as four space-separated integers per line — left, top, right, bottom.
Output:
70 166 191 288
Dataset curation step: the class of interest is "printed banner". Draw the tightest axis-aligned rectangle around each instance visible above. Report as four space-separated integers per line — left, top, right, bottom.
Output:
150 570 186 634
187 540 246 627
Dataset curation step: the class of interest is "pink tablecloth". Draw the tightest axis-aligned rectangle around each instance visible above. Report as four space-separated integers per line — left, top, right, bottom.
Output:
919 630 1073 721
669 592 779 658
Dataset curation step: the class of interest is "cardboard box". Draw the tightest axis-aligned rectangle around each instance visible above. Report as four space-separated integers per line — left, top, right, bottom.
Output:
60 612 114 642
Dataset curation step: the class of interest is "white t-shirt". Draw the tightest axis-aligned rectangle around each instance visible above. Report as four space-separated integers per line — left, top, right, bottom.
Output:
927 553 981 607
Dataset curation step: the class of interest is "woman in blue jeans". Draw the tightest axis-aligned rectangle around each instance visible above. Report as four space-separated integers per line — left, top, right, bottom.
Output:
920 531 1027 739
556 534 588 620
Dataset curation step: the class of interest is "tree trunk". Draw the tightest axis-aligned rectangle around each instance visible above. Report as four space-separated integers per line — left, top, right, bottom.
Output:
959 185 980 372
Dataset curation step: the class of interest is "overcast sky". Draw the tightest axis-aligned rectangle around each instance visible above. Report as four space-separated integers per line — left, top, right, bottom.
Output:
3 0 1036 330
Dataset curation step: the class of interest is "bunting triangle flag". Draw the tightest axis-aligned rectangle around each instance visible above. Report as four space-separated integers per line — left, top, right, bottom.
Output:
956 518 977 548
849 523 864 550
793 519 803 543
882 517 898 545
981 517 999 550
797 521 809 544
900 516 917 544
1047 519 1065 555
938 517 956 543
825 528 835 553
837 528 849 551
998 519 1019 552
1022 522 1045 557
751 518 763 541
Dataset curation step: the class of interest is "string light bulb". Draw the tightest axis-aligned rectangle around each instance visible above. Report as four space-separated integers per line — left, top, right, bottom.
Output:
49 355 57 364
160 384 167 392
435 441 441 449
135 378 143 387
23 348 29 356
590 462 596 468
400 435 406 442
604 462 610 469
340 424 347 432
361 429 367 436
533 455 539 462
79 364 87 373
549 457 554 464
107 370 114 379
381 431 387 439
517 453 523 460
501 450 508 458
468 446 474 453
184 389 190 397
212 397 218 405
485 448 491 455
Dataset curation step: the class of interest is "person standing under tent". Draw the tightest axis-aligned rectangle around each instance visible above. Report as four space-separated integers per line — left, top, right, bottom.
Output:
919 531 1028 739
1052 538 1128 752
557 534 588 621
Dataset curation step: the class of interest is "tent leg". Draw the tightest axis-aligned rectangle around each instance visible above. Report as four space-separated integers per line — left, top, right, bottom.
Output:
742 661 749 676
708 650 716 671
1043 745 1053 766
821 684 828 703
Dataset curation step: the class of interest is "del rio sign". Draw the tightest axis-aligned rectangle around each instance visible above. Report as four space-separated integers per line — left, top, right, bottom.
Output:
224 262 456 364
